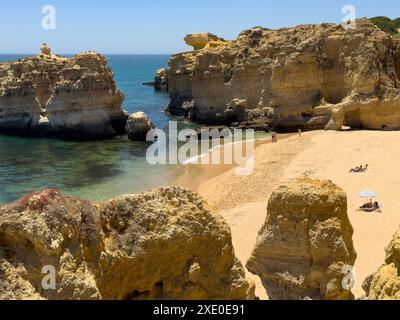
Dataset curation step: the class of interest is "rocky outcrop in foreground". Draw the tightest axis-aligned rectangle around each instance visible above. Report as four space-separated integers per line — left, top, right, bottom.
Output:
363 229 400 299
0 188 254 300
0 45 126 139
246 179 357 300
164 20 400 131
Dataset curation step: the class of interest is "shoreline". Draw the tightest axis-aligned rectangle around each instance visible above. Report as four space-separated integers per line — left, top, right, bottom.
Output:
175 133 295 192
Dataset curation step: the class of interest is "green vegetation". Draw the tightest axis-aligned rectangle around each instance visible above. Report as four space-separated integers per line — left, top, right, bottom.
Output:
369 16 400 35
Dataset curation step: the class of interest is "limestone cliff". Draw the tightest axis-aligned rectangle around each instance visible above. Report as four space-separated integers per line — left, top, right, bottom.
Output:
246 179 357 300
363 229 400 299
0 46 126 139
165 20 400 131
0 188 254 300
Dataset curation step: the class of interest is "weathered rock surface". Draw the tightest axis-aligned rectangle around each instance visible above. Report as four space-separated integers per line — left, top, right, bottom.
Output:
0 188 254 300
40 43 52 56
154 68 169 91
126 112 155 141
0 46 126 139
184 33 226 50
363 229 400 299
246 178 357 300
165 20 400 130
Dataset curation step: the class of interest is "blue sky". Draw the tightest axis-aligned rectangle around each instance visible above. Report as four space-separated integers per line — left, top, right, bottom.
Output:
1 0 400 54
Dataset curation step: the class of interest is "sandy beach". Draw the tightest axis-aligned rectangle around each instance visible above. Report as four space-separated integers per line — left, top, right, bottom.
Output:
176 130 400 299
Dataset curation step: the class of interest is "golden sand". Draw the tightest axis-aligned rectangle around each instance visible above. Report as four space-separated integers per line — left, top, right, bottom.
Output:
175 130 400 299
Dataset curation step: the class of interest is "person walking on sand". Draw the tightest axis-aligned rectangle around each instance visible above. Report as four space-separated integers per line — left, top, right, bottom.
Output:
298 128 302 137
271 130 277 143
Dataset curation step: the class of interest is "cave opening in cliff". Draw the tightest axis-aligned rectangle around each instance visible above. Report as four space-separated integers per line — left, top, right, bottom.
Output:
320 81 348 105
343 109 362 129
321 66 347 105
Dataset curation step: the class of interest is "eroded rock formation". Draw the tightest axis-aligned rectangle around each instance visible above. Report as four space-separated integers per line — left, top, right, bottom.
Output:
0 46 126 139
40 43 52 56
0 188 254 300
126 112 155 141
165 20 400 131
363 229 400 299
184 33 226 50
154 68 169 91
246 178 357 300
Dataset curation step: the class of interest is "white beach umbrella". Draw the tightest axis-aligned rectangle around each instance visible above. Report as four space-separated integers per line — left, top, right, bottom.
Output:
358 191 377 198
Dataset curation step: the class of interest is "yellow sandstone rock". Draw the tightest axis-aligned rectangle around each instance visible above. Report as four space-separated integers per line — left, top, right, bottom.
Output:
166 20 400 131
247 178 357 300
184 33 226 50
40 43 51 56
0 47 126 139
0 188 255 300
363 229 400 300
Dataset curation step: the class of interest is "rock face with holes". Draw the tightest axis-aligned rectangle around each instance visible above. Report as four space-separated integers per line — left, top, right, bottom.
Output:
0 47 126 139
362 229 400 300
0 188 255 300
165 20 400 130
246 179 357 300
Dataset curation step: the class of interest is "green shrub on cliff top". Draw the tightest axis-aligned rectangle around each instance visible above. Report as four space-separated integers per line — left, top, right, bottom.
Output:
369 16 400 35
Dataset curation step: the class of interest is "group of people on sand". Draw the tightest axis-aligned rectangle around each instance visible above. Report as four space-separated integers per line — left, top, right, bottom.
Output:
350 164 369 173
359 200 381 213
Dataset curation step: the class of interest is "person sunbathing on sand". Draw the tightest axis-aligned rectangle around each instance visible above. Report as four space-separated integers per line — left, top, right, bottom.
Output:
360 200 373 209
360 201 381 212
350 165 363 173
350 164 369 173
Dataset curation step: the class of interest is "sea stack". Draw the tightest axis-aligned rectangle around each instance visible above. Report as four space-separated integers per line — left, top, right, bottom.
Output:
154 68 169 92
0 187 255 300
125 112 155 141
0 45 127 140
163 19 400 131
246 178 357 300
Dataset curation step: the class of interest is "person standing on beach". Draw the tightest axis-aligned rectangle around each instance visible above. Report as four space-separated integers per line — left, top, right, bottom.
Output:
298 128 302 137
271 130 277 143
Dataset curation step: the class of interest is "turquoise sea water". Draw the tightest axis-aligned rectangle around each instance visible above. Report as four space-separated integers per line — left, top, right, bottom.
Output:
0 54 189 204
